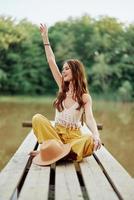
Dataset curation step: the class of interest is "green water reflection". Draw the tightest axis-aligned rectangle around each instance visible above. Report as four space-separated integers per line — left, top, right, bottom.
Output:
0 99 134 177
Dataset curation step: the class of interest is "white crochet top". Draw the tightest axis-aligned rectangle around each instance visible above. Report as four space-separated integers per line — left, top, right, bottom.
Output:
54 100 84 129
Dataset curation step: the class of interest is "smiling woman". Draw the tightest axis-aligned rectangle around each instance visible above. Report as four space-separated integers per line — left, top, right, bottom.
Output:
62 63 72 82
29 23 102 164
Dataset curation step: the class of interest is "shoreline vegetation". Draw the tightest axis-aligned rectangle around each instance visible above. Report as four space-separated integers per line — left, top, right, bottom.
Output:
0 95 55 103
0 94 133 103
0 15 133 101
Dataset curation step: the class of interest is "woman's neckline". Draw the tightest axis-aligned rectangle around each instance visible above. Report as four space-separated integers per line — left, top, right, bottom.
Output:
63 100 77 110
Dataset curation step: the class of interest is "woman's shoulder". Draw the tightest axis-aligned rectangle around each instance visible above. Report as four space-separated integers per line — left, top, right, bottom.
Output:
82 93 92 104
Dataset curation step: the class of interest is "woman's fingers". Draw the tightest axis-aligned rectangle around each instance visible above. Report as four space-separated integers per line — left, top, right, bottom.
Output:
94 143 99 151
39 23 48 35
40 23 47 29
40 23 45 28
40 25 44 31
93 139 102 151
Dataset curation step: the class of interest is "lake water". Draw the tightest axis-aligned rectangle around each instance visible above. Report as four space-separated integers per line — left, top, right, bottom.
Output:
0 97 133 177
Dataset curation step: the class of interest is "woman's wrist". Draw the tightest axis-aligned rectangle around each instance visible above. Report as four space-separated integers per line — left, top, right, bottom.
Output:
42 39 50 45
93 134 100 140
41 33 49 43
41 32 48 37
44 43 50 46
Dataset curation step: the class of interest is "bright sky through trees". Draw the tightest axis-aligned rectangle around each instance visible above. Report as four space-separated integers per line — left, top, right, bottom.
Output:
0 0 133 26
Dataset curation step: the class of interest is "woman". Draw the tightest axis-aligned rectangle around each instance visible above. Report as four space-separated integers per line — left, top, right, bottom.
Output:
30 24 101 162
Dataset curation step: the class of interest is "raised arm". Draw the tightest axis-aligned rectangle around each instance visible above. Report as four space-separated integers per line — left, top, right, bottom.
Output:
83 93 102 151
40 23 62 88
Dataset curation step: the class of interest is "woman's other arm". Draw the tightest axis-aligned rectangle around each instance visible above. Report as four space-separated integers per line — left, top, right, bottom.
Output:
40 23 62 88
83 93 102 151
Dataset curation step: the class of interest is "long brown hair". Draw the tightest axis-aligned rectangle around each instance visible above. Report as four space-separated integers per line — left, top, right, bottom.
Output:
53 59 89 112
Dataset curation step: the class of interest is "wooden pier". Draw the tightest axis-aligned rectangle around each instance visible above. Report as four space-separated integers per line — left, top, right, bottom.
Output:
0 121 133 200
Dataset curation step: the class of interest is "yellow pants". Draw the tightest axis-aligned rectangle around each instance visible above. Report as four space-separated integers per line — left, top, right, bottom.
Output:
32 114 94 162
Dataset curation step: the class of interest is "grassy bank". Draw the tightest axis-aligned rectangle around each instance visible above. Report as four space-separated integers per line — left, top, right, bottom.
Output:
0 95 56 103
0 92 133 103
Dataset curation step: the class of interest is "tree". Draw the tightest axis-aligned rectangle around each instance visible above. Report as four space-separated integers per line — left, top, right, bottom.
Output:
118 81 133 102
90 54 111 93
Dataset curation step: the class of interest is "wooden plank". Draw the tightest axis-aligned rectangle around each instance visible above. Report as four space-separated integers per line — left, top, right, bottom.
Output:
94 146 134 200
0 131 37 200
22 121 33 128
18 144 50 200
79 156 119 200
18 164 50 200
22 121 103 130
55 161 83 200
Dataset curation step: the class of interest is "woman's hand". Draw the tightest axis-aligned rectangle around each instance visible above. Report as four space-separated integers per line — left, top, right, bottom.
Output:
92 135 102 151
40 23 48 37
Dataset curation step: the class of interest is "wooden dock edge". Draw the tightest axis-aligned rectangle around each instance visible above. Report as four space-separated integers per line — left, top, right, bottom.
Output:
1 125 134 200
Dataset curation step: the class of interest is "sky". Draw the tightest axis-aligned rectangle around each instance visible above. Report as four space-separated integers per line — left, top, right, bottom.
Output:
0 0 134 26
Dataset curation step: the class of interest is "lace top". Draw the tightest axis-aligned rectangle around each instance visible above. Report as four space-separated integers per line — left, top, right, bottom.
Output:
54 100 84 129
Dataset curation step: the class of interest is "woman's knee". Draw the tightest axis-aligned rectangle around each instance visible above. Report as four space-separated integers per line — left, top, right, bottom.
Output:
85 135 93 143
32 113 43 125
32 113 49 126
84 135 94 151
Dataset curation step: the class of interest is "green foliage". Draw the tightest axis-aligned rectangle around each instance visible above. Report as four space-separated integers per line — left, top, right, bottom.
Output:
118 81 133 102
90 54 111 93
0 15 134 101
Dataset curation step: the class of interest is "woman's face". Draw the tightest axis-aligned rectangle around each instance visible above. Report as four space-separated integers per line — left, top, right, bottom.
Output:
62 63 72 82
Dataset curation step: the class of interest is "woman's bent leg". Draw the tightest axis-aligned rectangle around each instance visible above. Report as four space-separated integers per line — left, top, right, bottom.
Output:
69 135 94 162
32 114 61 143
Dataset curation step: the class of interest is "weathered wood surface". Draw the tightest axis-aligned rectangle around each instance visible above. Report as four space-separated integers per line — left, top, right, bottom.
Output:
0 131 37 200
94 146 134 200
79 156 119 200
18 144 50 200
18 163 50 200
55 161 83 200
0 122 134 200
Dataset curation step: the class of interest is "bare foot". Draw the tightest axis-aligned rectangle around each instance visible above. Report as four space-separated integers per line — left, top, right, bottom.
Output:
28 150 39 157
